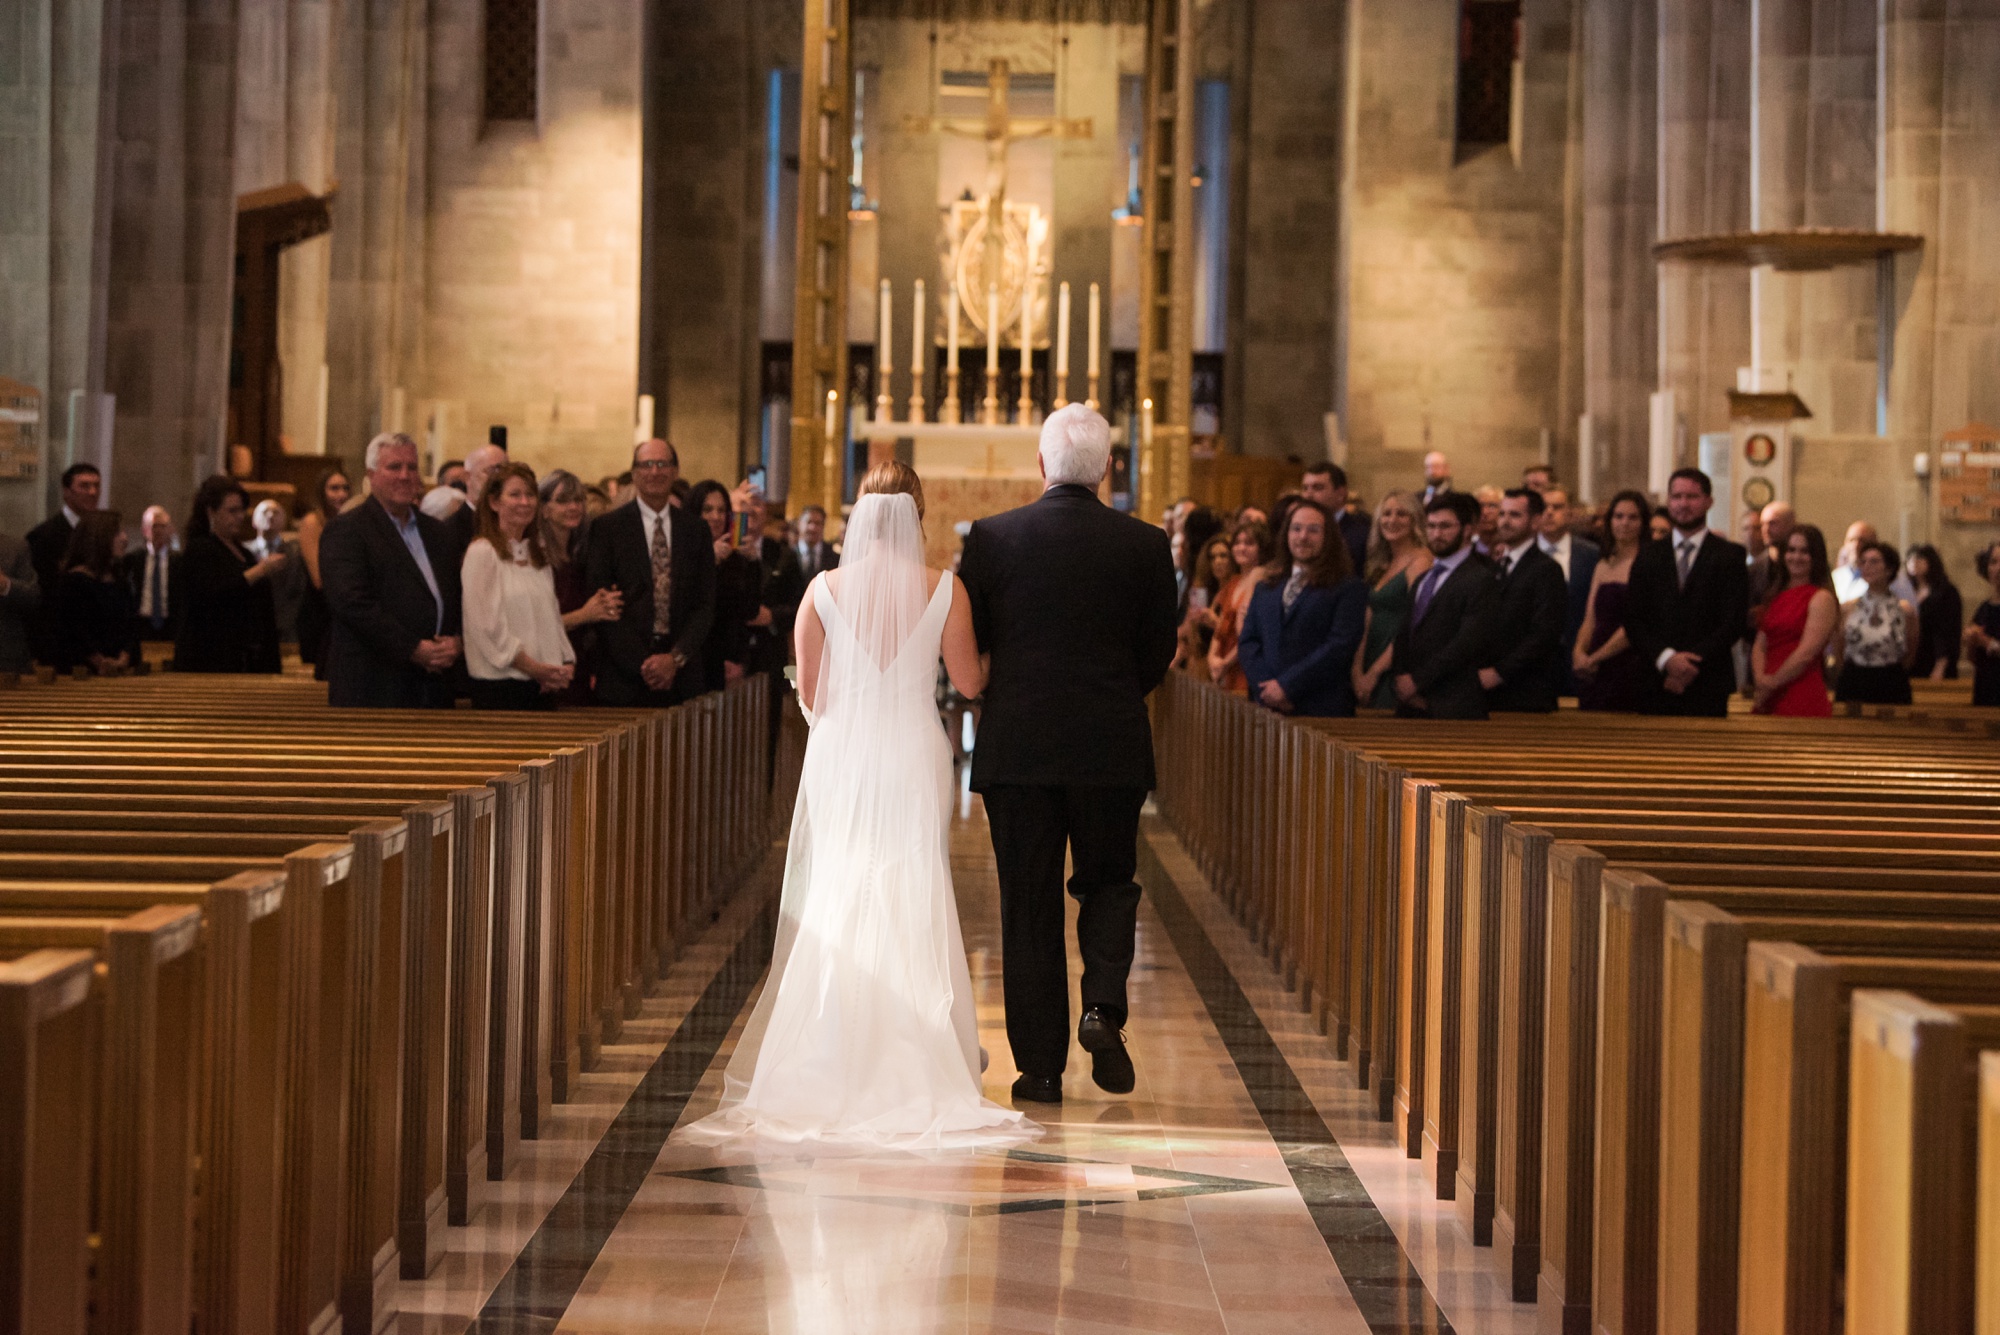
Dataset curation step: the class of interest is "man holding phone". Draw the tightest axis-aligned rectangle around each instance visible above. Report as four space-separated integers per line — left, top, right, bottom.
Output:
736 474 804 764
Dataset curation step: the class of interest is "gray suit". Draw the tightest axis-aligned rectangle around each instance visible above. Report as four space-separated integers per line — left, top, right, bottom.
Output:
0 534 41 674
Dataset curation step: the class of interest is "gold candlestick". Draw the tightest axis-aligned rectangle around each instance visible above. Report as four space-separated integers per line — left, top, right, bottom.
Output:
982 368 1001 426
1086 371 1101 413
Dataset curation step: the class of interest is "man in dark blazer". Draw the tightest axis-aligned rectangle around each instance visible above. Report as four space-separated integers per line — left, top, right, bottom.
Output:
1536 486 1600 692
793 504 839 582
25 462 100 665
1300 462 1370 577
1482 489 1569 713
584 438 715 707
320 433 464 707
442 443 507 555
1391 491 1498 720
959 405 1179 1106
1624 467 1749 718
120 505 183 644
1237 500 1369 717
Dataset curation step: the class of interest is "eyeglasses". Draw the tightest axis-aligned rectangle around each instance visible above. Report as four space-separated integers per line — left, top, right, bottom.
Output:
633 460 677 473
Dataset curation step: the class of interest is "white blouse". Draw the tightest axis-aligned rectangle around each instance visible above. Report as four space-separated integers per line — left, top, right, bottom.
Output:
462 537 575 682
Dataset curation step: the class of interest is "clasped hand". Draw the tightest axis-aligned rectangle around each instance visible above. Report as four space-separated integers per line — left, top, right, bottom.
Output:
1661 650 1702 694
640 652 680 693
411 636 461 672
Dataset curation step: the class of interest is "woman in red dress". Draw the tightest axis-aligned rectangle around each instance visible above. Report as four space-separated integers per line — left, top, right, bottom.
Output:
1751 524 1838 717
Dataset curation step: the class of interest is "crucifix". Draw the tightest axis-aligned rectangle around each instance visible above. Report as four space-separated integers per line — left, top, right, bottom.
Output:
906 59 1092 309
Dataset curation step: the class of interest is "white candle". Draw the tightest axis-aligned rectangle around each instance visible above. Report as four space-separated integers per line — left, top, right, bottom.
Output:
1056 282 1071 377
1088 282 1102 380
1020 276 1033 384
986 285 1000 373
825 389 838 442
878 279 892 374
946 283 959 370
911 280 925 381
1141 396 1154 450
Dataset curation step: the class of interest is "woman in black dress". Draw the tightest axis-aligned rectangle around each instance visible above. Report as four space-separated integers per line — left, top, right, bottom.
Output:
1906 543 1963 681
689 479 761 692
1967 541 2000 708
295 466 350 676
55 510 138 675
174 475 288 673
1572 490 1653 712
538 468 622 703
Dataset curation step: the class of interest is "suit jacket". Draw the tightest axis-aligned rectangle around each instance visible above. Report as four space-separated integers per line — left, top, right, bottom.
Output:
959 484 1179 791
24 511 73 666
0 534 42 674
1391 552 1498 719
320 495 465 707
173 533 282 674
794 540 839 583
1335 511 1370 580
1238 575 1369 718
120 546 185 641
1546 534 1600 652
445 502 478 561
583 499 716 706
1624 530 1750 716
750 536 806 674
1485 545 1568 713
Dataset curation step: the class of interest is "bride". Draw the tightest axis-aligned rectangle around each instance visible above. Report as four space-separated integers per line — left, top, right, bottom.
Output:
675 461 1040 1152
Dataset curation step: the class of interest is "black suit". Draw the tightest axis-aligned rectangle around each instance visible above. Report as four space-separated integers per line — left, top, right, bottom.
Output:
320 495 464 707
583 499 716 707
958 484 1179 1077
794 539 839 584
1484 545 1568 713
120 546 184 642
1335 510 1370 579
1624 529 1750 718
750 536 805 675
24 511 75 666
1391 550 1498 720
1544 534 1600 679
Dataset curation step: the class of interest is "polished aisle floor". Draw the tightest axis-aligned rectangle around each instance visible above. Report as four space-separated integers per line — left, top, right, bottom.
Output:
404 794 1534 1334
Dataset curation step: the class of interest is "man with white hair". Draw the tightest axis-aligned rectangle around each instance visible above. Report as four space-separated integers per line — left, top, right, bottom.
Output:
319 432 464 707
957 404 1180 1107
444 443 508 552
121 504 181 643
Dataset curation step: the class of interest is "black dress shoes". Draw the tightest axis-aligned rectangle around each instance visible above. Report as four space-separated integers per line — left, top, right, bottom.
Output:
1011 1072 1063 1104
1078 1007 1135 1095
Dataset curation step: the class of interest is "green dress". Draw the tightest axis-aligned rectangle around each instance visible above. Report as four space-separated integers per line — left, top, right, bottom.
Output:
1363 568 1413 710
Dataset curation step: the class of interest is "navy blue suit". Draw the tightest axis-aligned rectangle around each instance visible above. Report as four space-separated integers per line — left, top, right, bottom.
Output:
1545 534 1600 693
1238 575 1369 718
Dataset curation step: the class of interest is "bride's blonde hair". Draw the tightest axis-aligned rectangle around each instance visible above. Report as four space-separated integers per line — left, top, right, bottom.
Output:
857 459 925 520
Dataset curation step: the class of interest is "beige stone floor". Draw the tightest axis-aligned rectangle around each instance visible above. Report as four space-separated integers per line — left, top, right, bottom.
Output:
393 787 1536 1333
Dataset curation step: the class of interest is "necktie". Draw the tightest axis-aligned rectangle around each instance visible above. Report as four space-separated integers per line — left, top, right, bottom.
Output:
1676 538 1695 589
150 550 165 626
1412 563 1445 624
1282 566 1306 612
650 513 672 636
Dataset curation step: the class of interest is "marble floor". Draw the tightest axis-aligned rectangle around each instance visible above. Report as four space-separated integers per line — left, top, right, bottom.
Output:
402 790 1536 1334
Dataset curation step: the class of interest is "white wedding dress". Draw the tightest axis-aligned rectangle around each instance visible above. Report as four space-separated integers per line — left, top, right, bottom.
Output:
675 493 1039 1153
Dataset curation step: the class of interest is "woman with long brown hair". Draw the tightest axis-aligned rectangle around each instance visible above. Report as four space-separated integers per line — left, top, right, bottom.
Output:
462 461 576 710
295 466 350 676
1206 519 1272 693
55 510 137 675
1751 523 1837 716
1573 489 1652 711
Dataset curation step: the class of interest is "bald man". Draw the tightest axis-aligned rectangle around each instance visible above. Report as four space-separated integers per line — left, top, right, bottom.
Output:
445 443 508 554
122 504 182 642
1833 520 1916 604
1420 451 1453 506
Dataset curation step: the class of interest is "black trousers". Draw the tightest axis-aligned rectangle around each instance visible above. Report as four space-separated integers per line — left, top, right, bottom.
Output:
982 783 1147 1078
469 677 557 711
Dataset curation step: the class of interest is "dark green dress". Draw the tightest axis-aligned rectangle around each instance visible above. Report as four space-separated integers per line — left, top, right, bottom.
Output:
1363 568 1412 710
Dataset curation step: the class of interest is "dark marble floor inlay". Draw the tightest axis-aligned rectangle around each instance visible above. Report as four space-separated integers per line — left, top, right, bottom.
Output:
660 1146 1281 1217
1137 829 1456 1335
468 903 776 1334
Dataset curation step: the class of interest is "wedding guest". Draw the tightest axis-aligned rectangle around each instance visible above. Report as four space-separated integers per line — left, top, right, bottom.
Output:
0 528 37 675
1906 544 1963 681
436 460 466 491
1177 533 1237 674
584 438 715 707
1625 468 1749 717
321 433 464 708
1391 492 1498 719
174 475 285 674
1238 500 1368 718
26 462 99 665
1968 542 2000 707
1751 524 1837 716
1537 485 1600 689
1173 505 1224 620
740 483 804 684
1207 519 1273 694
1301 462 1371 575
1521 463 1555 494
690 479 761 689
1832 520 1916 604
250 498 305 645
794 503 840 581
444 443 507 553
1480 488 1569 713
295 467 351 675
54 510 135 675
1472 485 1503 555
538 468 621 703
462 462 575 710
1351 490 1430 711
1418 451 1453 506
1649 510 1673 543
1833 540 1918 705
1573 490 1652 712
1748 500 1796 637
121 504 181 645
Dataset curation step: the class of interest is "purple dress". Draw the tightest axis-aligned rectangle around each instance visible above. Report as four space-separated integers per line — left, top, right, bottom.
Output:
1578 579 1649 712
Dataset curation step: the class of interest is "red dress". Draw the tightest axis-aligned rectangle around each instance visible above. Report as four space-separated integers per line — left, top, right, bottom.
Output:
1760 583 1832 717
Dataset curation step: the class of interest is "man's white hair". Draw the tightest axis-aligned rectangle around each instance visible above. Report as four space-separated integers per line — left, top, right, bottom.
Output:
365 431 419 472
1039 404 1112 487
